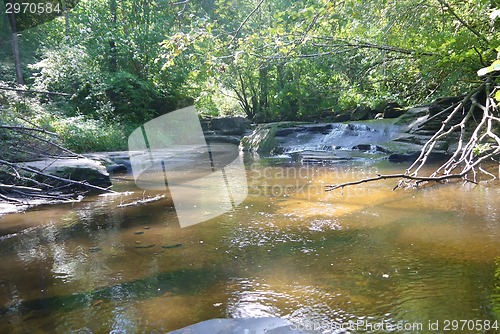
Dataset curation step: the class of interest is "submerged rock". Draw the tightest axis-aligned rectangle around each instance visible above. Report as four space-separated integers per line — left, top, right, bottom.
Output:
162 243 182 249
352 144 391 153
388 152 449 163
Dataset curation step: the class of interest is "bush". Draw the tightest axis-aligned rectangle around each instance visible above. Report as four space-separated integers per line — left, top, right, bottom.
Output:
104 71 163 123
47 115 127 153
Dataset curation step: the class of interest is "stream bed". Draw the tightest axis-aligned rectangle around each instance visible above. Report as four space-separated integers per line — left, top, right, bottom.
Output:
0 157 499 333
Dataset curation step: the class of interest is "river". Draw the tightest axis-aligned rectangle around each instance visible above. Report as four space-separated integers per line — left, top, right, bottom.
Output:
0 157 498 333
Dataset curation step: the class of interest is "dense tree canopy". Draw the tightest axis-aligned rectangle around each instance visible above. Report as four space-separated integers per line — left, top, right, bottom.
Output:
1 0 500 125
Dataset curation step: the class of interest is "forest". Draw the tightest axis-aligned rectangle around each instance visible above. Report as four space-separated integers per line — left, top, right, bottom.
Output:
1 2 500 333
1 0 499 153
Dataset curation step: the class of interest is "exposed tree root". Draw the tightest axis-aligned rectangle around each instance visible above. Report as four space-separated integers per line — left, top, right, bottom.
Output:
326 79 500 191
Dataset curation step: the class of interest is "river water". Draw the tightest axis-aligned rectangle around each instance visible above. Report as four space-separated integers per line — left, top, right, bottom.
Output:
0 157 499 333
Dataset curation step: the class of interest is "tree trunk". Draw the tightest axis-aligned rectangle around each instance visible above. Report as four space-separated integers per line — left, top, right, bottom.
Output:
6 0 24 85
259 67 268 117
109 0 118 72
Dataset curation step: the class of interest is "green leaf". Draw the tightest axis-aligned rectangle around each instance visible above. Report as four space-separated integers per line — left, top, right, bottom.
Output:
495 91 500 103
477 60 500 76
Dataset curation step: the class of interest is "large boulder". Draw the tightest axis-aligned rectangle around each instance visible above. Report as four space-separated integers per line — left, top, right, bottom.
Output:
240 124 279 155
84 153 129 174
22 158 112 188
428 96 465 116
209 116 252 135
373 100 406 119
240 122 303 155
350 104 373 121
383 102 406 118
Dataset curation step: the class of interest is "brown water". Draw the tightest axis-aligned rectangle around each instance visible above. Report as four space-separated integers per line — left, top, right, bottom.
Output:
0 158 499 333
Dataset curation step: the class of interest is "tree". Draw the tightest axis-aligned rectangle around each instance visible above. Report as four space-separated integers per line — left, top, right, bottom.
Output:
156 0 500 186
5 0 24 85
158 0 499 119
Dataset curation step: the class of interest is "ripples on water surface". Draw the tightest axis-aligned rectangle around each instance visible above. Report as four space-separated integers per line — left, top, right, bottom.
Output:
0 159 499 333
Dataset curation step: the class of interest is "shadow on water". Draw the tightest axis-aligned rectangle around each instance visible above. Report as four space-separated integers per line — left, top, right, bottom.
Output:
0 157 499 332
0 266 224 317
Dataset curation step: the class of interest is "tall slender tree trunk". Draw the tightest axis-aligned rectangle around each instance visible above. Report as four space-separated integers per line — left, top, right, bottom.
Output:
259 67 268 117
6 0 24 85
109 0 118 72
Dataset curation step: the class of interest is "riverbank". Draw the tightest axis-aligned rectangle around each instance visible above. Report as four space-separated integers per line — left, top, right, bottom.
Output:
0 95 489 216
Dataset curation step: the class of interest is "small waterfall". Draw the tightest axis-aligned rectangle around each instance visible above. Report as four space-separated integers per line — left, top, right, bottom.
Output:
276 122 396 155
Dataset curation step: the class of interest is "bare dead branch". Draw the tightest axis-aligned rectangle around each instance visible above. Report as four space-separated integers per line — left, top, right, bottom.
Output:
117 194 165 208
0 125 58 136
0 159 115 194
0 183 42 192
326 80 500 191
0 86 72 96
325 172 464 192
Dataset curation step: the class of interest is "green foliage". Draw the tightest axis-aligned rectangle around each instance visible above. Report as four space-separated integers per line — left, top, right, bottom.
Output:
5 0 500 131
49 115 127 153
158 0 499 122
104 71 162 123
0 85 127 153
473 143 492 157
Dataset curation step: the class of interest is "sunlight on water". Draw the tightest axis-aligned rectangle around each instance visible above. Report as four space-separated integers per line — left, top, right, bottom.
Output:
0 158 498 333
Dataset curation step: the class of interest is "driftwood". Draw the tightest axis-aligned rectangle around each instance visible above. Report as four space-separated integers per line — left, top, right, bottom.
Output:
0 159 114 194
117 194 165 208
326 80 500 191
0 121 114 204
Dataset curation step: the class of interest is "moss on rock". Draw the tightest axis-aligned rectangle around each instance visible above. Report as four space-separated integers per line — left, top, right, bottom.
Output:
240 122 308 155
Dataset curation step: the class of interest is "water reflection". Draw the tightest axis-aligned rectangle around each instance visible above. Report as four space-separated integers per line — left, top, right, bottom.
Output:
0 160 498 332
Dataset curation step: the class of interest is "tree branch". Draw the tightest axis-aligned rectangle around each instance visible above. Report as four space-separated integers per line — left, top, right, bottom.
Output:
229 0 265 46
325 172 464 192
436 0 489 44
0 159 115 194
325 81 500 191
0 86 72 96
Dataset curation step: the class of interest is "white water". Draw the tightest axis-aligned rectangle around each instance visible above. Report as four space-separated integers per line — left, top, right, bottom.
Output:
276 121 399 154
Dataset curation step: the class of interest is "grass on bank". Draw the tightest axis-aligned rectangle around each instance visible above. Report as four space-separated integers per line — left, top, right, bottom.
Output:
0 89 129 153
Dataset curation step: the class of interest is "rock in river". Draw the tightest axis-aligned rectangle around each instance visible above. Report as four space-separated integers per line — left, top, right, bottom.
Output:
22 158 112 188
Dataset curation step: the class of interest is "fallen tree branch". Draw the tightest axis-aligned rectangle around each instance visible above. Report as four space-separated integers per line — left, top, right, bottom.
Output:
0 125 58 136
325 172 465 192
0 183 42 192
117 194 165 208
0 159 115 195
1 125 83 159
0 86 72 96
0 192 27 204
